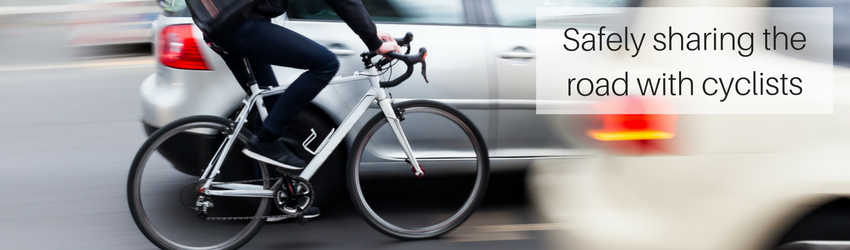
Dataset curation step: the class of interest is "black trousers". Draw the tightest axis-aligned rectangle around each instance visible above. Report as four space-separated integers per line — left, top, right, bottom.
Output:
209 19 339 137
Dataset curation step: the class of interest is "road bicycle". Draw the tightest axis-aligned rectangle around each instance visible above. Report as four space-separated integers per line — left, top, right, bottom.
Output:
127 33 490 250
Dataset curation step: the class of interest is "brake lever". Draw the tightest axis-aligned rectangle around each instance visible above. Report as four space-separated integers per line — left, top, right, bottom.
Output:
421 60 429 83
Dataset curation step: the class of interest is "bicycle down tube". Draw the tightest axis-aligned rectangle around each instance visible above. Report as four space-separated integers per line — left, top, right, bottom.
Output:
201 68 424 198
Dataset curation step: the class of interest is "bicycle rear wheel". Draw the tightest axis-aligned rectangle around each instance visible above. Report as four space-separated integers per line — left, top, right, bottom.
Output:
347 100 490 240
128 115 272 250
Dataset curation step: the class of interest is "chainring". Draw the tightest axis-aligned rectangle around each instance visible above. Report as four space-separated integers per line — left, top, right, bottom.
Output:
274 176 314 217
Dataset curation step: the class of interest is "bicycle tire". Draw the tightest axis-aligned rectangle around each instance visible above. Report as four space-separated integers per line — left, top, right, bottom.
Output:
128 115 271 250
347 100 490 240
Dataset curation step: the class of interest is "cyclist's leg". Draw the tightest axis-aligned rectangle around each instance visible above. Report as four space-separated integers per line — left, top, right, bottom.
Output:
210 45 280 132
203 21 325 219
214 19 340 138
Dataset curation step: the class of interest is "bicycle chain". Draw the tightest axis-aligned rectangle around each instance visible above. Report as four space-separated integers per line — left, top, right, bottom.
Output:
197 177 297 221
201 214 295 221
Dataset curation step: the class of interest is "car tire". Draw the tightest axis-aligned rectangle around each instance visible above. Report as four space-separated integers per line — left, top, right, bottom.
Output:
772 198 850 249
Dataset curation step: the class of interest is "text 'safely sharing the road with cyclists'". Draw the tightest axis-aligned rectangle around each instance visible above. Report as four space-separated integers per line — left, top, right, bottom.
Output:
535 8 834 114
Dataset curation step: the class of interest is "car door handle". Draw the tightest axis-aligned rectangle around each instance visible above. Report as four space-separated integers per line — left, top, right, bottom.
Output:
329 49 356 56
499 52 535 59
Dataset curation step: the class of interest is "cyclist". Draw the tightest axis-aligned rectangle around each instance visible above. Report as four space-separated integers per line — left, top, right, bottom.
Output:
196 0 400 219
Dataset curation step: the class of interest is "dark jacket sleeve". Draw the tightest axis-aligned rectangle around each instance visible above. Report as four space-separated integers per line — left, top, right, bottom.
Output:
324 0 384 52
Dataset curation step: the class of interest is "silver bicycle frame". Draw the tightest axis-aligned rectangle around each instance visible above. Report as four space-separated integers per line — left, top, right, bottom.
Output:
200 67 424 198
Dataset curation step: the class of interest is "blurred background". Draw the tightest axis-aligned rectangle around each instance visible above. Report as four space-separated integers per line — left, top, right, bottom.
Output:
1 0 850 249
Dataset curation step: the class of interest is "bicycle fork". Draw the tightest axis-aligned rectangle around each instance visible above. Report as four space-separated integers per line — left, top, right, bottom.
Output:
377 98 425 177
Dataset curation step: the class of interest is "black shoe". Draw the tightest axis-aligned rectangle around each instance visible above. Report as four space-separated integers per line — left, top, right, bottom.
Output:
266 206 321 222
242 135 307 170
302 206 321 219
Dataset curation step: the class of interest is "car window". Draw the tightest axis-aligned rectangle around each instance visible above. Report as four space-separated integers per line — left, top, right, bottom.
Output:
768 0 850 66
491 0 635 27
159 0 191 17
288 0 465 25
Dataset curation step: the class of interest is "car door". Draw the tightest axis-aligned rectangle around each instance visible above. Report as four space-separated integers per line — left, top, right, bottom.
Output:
280 0 494 171
484 0 633 157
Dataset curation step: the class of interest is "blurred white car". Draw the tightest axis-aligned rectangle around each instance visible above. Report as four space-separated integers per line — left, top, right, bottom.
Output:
530 0 850 250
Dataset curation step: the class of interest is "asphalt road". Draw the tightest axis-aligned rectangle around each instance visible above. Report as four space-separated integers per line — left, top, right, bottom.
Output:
0 30 555 249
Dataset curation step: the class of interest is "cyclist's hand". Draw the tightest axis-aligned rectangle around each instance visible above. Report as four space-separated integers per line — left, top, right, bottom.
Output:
377 31 394 42
377 40 401 56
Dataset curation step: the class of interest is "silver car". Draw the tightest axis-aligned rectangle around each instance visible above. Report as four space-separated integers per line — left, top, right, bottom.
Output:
140 0 633 204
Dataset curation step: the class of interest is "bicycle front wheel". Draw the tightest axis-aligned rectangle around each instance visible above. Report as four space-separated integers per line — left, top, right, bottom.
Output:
347 100 490 240
128 115 272 250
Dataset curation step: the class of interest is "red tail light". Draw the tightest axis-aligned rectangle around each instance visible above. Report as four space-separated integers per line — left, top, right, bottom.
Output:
158 24 210 70
588 114 676 141
586 98 677 155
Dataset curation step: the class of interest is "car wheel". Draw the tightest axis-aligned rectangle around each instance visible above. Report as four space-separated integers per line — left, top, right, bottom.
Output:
773 198 850 249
